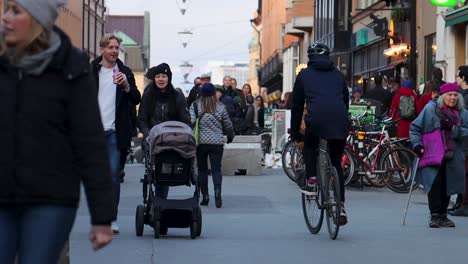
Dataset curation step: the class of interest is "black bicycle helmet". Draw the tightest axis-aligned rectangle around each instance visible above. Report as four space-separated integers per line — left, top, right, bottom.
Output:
307 42 330 56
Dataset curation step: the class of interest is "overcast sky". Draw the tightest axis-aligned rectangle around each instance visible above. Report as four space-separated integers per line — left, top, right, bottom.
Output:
105 0 257 90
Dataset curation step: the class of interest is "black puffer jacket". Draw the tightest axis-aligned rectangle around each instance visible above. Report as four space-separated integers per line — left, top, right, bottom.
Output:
138 83 190 138
0 28 116 225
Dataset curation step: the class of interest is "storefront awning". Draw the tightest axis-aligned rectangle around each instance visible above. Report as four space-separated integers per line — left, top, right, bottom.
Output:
445 6 468 27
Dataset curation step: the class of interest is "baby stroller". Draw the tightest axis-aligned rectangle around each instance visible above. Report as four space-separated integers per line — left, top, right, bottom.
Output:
135 121 202 239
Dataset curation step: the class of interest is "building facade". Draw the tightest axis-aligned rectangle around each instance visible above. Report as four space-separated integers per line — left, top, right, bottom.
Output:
83 0 106 59
211 63 250 88
434 2 468 84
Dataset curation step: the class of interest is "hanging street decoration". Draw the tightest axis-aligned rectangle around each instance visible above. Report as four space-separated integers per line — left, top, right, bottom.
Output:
179 61 194 83
177 29 194 48
176 0 191 15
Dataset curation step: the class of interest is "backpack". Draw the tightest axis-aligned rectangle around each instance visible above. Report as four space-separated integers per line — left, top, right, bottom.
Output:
399 95 416 120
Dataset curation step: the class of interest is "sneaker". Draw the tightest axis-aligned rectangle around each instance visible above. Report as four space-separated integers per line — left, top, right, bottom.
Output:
439 214 456 228
300 177 318 196
111 222 120 234
339 203 348 226
429 214 441 228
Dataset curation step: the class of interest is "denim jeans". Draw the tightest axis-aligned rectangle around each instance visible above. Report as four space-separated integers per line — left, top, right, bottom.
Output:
197 144 224 195
106 131 121 214
0 205 76 264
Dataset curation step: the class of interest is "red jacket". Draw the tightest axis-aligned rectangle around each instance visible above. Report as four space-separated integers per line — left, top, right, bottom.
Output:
416 93 432 114
389 87 418 138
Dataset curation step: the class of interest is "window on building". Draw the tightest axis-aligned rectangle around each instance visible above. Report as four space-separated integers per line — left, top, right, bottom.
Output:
424 34 436 82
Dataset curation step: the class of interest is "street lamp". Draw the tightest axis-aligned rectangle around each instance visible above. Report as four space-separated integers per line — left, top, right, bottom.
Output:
176 0 191 15
177 29 193 48
179 61 193 83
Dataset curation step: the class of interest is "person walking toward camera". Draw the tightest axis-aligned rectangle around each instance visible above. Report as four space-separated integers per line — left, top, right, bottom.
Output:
0 0 116 262
190 83 235 208
91 33 141 234
410 83 468 228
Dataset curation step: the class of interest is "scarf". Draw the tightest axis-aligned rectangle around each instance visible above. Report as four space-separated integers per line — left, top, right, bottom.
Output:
440 105 460 153
13 30 61 76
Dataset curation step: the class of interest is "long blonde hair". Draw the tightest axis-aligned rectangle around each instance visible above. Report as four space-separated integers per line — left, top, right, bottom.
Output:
201 95 218 114
0 18 49 62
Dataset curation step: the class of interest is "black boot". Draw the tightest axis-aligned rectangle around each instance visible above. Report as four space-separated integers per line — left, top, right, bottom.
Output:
215 190 222 208
200 194 209 206
448 195 462 212
429 213 440 228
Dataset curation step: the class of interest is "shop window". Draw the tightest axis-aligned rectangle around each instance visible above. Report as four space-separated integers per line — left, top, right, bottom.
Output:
424 34 436 82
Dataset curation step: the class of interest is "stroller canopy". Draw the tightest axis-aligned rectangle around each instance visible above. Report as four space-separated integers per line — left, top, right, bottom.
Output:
148 121 196 160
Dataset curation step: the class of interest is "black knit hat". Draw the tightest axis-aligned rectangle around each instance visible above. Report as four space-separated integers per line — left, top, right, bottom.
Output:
147 63 172 82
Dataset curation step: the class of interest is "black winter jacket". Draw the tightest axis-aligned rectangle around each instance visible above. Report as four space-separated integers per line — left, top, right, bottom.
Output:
138 84 190 138
291 55 349 139
0 28 116 225
91 56 141 149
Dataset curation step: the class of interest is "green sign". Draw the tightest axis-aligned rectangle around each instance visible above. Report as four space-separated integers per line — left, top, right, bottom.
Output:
349 105 376 124
429 0 462 7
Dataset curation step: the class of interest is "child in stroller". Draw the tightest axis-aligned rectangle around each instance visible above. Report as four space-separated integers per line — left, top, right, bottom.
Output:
135 121 202 239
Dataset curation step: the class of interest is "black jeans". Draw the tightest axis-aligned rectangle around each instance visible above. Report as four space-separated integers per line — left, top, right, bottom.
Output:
303 131 346 202
197 144 224 195
428 161 450 215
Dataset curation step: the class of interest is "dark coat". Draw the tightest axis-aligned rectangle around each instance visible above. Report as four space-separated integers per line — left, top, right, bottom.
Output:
91 56 141 149
0 28 116 225
291 55 349 139
138 83 190 138
186 85 200 108
365 84 392 113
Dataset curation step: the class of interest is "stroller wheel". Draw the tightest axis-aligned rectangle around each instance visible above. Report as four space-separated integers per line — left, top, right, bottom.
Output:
135 205 145 237
190 221 198 239
154 220 161 239
197 209 202 237
160 225 168 235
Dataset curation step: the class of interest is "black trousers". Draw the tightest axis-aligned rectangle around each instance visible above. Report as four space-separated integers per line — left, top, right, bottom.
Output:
119 148 128 171
428 161 450 215
197 144 224 195
303 131 346 202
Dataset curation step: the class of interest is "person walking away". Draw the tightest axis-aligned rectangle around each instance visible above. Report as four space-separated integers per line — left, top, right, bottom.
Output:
364 75 392 113
289 42 349 226
410 83 468 227
449 65 468 216
190 83 235 208
0 0 117 262
255 95 265 128
138 63 190 199
417 80 439 114
186 77 202 108
389 80 418 138
92 34 141 234
241 94 256 134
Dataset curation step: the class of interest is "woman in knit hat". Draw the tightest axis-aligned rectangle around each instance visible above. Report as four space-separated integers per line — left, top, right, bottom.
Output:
189 83 235 208
138 62 190 200
410 82 468 228
0 0 116 261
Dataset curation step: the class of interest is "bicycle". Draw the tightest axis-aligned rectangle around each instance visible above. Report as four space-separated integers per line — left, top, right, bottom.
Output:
302 139 342 240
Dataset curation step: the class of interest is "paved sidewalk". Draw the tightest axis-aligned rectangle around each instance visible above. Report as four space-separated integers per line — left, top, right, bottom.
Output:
70 166 468 264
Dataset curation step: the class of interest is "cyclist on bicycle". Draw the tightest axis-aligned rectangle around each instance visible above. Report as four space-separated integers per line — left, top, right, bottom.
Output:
290 42 350 225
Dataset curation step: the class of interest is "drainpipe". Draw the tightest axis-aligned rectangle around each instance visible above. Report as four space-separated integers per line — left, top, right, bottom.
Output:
94 0 98 57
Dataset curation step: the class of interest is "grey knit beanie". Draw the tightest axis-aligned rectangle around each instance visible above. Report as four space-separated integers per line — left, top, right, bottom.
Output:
16 0 67 30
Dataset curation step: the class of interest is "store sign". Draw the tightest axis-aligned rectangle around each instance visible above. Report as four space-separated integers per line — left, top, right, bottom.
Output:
429 0 462 7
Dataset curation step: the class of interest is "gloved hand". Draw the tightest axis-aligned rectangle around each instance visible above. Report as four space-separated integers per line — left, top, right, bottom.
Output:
227 135 234 144
440 117 454 131
290 131 303 143
413 145 425 158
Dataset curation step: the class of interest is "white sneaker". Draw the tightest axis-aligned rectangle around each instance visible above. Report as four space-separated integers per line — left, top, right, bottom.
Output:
111 222 120 234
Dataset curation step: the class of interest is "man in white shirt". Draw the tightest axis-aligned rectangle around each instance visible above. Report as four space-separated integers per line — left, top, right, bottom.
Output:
91 34 141 234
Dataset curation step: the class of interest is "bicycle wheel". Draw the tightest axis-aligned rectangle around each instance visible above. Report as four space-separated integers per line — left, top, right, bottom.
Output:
324 166 342 240
301 188 324 234
282 140 297 182
342 148 355 186
379 148 418 193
